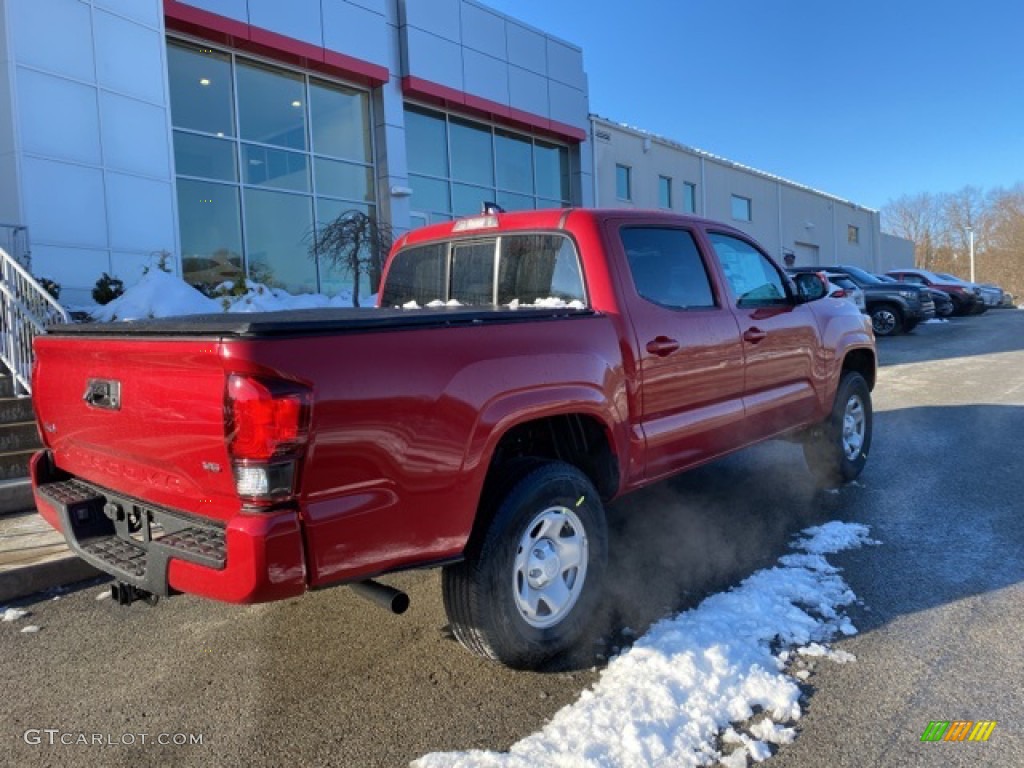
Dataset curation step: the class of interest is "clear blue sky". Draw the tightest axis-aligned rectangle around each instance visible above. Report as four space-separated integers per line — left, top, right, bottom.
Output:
483 0 1023 211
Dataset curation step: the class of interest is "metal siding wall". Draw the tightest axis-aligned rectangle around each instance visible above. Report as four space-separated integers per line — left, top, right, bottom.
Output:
7 0 177 304
174 0 248 24
322 1 390 70
592 119 882 267
880 233 915 272
248 0 323 48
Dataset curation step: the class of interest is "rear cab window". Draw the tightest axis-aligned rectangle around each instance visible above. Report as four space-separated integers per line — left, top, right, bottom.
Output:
381 234 587 309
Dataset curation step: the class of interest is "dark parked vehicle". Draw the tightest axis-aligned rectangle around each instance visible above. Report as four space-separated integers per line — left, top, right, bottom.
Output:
885 269 983 316
804 265 935 336
876 275 953 318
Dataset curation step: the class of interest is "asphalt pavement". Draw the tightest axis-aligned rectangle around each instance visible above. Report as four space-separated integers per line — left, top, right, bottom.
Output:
1 310 1022 768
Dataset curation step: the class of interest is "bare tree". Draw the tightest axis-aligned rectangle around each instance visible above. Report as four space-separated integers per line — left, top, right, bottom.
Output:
883 183 1024 302
942 186 986 263
308 209 393 307
881 193 943 269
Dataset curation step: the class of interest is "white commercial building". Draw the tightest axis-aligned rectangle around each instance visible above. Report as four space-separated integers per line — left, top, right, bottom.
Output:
591 117 910 272
0 0 910 307
0 0 592 304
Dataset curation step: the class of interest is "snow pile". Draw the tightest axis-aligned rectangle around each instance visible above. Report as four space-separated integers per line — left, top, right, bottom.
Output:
413 521 876 768
90 270 218 321
2 607 29 622
507 298 586 310
87 270 373 322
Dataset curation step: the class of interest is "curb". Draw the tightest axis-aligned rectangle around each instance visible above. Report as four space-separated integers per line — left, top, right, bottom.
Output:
0 510 102 603
0 556 102 603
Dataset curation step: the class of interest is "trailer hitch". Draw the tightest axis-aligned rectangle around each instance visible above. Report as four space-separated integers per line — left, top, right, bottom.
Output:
110 582 159 607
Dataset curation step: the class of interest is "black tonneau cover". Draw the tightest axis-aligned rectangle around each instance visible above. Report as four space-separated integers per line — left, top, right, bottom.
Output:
47 306 596 339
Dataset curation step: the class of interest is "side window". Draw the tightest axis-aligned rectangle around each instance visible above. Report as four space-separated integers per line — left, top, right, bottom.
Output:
901 274 924 285
620 227 716 310
708 233 788 308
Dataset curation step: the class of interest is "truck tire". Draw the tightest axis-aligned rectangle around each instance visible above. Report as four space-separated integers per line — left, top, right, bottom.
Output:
870 303 903 336
803 371 872 487
442 461 607 669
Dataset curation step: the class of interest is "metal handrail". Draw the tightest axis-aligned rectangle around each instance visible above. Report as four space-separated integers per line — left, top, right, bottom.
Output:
1 246 70 396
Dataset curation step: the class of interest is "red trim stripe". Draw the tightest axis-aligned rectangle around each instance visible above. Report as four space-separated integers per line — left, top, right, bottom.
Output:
164 0 389 87
402 76 587 144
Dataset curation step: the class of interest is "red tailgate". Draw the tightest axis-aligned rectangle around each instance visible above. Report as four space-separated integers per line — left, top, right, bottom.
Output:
32 336 240 521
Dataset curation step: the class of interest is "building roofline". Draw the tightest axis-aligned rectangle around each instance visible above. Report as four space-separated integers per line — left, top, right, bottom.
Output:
590 114 878 214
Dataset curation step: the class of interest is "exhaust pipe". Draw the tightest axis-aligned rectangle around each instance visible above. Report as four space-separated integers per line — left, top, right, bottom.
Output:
350 580 409 615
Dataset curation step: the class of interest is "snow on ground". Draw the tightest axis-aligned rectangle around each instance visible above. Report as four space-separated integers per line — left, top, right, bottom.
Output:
2 607 29 622
413 521 878 768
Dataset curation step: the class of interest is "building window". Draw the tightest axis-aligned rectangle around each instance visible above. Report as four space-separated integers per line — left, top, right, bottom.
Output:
404 105 571 223
168 40 375 297
682 182 697 213
658 176 672 209
848 225 860 244
731 195 752 222
616 164 632 201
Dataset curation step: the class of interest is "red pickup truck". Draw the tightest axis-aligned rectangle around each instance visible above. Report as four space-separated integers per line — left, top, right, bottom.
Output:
31 209 875 668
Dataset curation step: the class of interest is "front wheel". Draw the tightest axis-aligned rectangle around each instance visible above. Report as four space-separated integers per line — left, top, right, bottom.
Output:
803 371 872 487
870 304 903 336
442 461 607 669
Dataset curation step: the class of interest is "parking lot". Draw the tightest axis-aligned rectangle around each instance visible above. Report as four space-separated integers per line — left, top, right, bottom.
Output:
2 309 1022 768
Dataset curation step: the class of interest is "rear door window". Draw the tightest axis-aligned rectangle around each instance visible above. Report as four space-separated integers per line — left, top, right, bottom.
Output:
620 227 716 309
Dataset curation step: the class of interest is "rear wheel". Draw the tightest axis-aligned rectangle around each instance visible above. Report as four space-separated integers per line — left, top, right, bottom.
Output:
803 371 872 487
442 461 607 669
870 304 903 336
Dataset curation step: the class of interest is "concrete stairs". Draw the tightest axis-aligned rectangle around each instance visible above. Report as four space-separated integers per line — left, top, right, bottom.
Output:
0 369 41 516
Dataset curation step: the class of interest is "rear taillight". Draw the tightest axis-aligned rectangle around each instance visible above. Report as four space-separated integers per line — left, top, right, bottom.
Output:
226 375 311 504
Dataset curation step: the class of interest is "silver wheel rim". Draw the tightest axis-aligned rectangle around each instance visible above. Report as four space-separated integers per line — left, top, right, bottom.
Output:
842 394 866 461
872 310 896 335
513 506 588 629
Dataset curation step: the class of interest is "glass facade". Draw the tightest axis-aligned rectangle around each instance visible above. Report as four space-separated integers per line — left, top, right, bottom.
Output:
404 105 571 222
168 40 375 296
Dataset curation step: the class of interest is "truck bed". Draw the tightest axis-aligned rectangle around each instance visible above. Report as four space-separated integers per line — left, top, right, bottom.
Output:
46 306 596 338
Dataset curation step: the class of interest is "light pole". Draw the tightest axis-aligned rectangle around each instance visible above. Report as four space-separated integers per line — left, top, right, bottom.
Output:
966 226 975 282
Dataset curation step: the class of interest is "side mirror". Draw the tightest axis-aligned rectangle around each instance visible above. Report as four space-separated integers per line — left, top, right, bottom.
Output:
792 272 828 303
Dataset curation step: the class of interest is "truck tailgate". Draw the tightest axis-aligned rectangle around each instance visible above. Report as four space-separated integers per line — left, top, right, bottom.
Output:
32 336 239 520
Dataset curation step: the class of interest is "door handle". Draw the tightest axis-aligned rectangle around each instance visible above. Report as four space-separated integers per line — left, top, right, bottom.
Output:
743 328 768 344
645 336 680 356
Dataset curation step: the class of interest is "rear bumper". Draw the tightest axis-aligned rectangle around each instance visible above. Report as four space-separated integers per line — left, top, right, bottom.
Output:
31 451 306 603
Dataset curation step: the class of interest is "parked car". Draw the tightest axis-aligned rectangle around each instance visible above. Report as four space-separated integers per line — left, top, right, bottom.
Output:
804 264 934 336
885 268 984 316
876 275 953 318
933 274 987 313
825 273 867 313
787 269 867 314
30 208 876 669
972 281 1006 308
